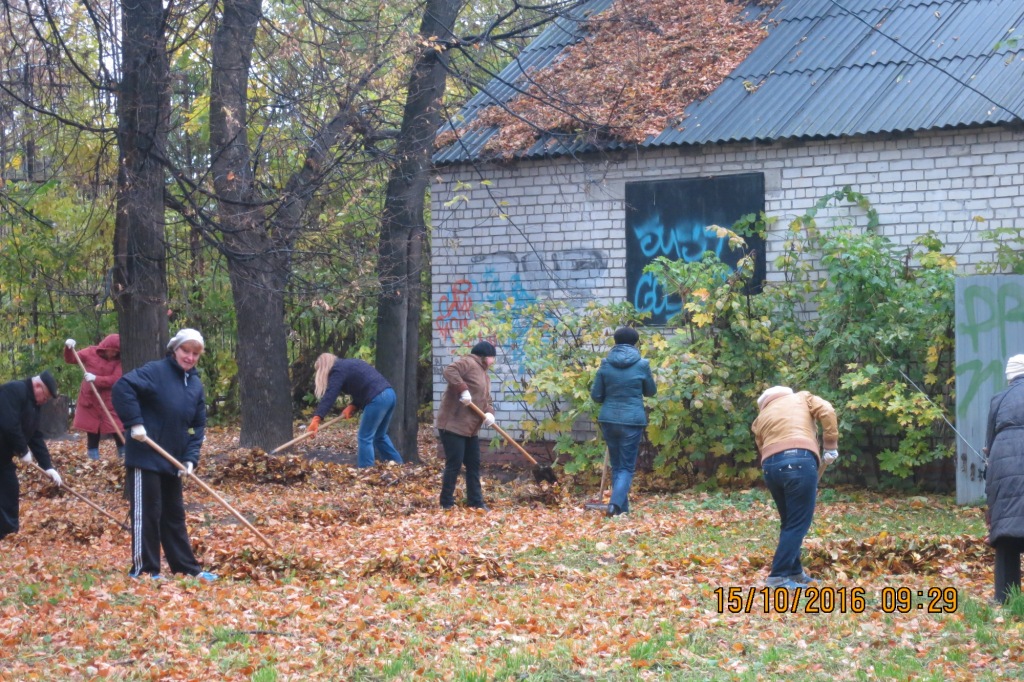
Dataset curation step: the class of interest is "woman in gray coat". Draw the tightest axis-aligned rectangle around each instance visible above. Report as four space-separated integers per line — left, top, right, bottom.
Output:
589 327 657 516
986 353 1024 603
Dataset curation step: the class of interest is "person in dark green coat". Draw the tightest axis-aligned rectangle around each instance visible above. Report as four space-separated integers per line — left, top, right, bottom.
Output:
589 327 657 516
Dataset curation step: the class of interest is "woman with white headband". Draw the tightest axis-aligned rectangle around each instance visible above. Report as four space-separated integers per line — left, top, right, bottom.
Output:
112 328 217 582
752 386 839 591
985 354 1024 603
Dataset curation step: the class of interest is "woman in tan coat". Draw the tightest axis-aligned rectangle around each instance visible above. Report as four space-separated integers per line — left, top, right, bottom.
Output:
436 341 496 510
752 386 838 590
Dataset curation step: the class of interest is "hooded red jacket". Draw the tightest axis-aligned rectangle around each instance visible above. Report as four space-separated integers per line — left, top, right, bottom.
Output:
64 334 124 434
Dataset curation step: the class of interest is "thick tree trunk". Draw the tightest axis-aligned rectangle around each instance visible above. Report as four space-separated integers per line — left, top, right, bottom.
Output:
208 0 293 449
228 261 294 448
112 0 170 369
376 0 464 463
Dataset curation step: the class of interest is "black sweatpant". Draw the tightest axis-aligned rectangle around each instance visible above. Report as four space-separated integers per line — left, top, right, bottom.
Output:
438 429 484 508
994 537 1024 603
0 456 19 539
127 467 201 576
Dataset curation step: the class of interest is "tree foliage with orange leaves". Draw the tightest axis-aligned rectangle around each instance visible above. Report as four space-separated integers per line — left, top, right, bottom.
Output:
446 0 776 157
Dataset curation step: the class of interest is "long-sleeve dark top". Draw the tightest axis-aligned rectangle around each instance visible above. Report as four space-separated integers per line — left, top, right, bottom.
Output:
313 359 392 418
0 378 54 469
112 355 206 476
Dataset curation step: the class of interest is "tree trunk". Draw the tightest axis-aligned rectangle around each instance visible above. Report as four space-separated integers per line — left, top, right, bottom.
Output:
112 0 171 370
376 0 464 463
208 0 292 448
228 260 294 448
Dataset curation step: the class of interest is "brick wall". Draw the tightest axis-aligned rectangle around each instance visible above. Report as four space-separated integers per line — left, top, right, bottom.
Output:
429 127 1022 431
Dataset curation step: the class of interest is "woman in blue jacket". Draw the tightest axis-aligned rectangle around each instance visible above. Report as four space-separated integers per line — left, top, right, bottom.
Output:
112 328 216 581
307 353 404 468
589 327 657 516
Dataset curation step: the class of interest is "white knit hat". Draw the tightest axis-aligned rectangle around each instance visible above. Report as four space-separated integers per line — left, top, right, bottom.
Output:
757 386 794 410
1007 354 1024 382
167 328 205 352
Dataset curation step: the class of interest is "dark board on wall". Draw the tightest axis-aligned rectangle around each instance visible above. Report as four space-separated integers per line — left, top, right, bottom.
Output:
625 173 767 325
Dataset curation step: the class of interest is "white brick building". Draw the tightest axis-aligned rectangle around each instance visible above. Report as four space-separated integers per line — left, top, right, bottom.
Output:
429 0 1024 429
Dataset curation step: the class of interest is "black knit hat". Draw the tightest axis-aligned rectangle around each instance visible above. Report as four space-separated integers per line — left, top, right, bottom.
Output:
613 327 639 346
38 370 58 399
471 341 497 357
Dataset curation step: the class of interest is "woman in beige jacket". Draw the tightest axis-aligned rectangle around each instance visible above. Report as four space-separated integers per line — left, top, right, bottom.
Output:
436 342 496 509
752 386 838 590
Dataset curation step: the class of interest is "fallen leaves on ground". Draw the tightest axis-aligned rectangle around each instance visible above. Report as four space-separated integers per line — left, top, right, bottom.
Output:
2 424 1021 680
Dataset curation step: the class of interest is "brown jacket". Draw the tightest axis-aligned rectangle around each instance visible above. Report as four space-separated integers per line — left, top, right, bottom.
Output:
751 391 838 464
436 354 493 437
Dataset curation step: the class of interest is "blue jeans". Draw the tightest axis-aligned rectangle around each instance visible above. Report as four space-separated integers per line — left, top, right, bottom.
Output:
357 388 404 468
600 422 644 513
762 449 818 579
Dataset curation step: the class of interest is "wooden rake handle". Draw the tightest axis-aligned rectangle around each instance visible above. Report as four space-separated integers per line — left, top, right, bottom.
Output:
24 459 127 530
270 414 346 454
141 436 274 549
69 344 126 446
464 401 539 467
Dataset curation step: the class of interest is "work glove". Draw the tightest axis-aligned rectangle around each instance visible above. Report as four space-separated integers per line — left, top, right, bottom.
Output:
459 390 472 405
822 449 839 464
84 372 96 383
20 451 33 464
308 416 321 437
341 404 357 419
178 462 194 478
45 468 63 487
131 425 147 441
483 412 496 428
65 339 76 349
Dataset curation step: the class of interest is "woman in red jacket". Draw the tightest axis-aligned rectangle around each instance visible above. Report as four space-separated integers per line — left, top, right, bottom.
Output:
64 334 124 460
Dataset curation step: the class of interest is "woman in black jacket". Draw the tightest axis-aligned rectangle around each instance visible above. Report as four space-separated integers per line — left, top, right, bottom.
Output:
986 353 1024 603
112 328 216 581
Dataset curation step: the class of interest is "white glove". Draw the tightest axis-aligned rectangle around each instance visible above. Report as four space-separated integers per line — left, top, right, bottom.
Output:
20 451 33 464
459 390 472 405
84 372 96 383
131 425 147 441
45 468 63 487
483 412 496 427
65 339 76 349
178 462 194 478
823 449 839 464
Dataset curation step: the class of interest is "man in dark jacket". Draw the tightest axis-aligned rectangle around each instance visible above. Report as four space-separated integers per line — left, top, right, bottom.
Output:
0 371 64 540
589 327 657 516
986 353 1024 602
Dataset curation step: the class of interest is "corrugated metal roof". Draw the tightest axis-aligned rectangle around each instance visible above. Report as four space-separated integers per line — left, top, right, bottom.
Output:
433 0 1024 165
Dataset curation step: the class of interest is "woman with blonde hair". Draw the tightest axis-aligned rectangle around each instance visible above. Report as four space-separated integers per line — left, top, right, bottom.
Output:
308 353 403 467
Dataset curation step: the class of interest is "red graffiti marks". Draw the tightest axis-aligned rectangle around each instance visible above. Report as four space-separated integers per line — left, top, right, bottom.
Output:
436 279 474 342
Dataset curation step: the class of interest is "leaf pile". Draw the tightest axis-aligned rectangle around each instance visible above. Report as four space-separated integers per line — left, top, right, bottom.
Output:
358 548 512 582
804 532 992 578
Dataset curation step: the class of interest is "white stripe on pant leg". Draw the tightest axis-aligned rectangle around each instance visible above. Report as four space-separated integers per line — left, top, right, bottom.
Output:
131 468 144 575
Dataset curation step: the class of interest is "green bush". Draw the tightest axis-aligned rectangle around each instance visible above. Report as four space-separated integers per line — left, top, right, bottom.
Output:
461 187 975 488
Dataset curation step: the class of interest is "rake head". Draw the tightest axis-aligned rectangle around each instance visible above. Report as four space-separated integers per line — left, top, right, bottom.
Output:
532 465 558 485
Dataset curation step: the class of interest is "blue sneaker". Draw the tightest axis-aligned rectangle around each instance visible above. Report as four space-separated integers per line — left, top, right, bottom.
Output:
793 572 820 586
193 571 218 582
130 572 163 581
